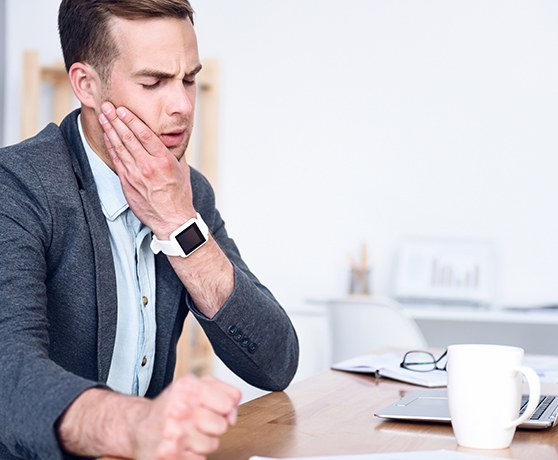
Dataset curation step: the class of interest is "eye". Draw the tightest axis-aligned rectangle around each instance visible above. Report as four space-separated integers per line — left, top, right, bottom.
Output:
141 81 161 90
183 79 196 87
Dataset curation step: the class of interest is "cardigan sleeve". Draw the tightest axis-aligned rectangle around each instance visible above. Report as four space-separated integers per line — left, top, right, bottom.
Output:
0 142 104 460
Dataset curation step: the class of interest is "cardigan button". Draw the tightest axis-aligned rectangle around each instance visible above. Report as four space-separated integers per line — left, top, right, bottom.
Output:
234 331 244 342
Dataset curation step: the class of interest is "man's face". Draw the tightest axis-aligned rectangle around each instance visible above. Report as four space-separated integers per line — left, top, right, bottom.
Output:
101 16 200 159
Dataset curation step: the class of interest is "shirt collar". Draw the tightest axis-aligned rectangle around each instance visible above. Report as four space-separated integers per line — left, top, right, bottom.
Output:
78 114 129 221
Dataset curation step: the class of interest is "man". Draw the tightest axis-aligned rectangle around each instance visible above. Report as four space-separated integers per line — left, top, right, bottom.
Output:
0 0 299 459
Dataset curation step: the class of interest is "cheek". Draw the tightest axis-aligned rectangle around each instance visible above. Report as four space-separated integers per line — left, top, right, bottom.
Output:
130 105 159 131
109 88 162 133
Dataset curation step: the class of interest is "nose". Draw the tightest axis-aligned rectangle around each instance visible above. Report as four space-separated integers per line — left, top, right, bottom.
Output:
166 80 195 117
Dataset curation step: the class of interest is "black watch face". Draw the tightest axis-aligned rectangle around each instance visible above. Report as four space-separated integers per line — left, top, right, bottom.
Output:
176 222 206 255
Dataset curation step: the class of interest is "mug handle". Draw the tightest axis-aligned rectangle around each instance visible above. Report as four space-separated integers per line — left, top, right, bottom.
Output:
506 366 541 428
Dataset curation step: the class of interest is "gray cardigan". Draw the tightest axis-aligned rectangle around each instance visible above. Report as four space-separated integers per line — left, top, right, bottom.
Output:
0 110 299 460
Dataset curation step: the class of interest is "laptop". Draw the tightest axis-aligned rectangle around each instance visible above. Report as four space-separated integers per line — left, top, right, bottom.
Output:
375 389 558 429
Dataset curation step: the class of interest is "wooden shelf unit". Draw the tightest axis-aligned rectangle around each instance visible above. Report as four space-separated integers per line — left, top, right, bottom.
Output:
20 50 75 140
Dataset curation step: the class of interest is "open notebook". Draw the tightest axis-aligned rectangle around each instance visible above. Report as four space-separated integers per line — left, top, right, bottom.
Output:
331 352 447 388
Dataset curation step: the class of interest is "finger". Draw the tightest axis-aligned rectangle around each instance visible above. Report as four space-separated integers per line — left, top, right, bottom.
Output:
102 130 129 183
182 453 206 460
113 105 168 158
164 412 221 456
102 132 123 170
227 407 238 425
191 406 230 436
168 390 230 436
169 379 239 434
98 103 137 166
178 429 220 457
162 399 224 456
156 440 209 460
102 133 139 200
185 455 205 460
155 436 180 459
199 376 242 412
170 376 240 423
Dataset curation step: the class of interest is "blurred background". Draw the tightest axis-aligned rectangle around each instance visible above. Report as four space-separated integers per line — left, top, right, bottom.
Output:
2 0 558 400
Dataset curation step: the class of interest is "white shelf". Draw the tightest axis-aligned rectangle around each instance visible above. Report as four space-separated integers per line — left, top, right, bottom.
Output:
403 305 558 325
303 297 558 355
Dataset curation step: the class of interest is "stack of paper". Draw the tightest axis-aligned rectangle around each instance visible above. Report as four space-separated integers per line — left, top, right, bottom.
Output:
250 449 517 460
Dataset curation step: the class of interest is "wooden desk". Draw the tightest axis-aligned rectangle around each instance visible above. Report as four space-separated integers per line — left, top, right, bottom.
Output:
208 370 558 460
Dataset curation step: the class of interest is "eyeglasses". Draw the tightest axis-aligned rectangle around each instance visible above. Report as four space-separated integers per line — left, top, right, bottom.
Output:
400 350 448 372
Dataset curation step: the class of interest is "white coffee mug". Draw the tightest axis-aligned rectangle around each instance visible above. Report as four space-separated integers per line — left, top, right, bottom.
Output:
447 344 541 449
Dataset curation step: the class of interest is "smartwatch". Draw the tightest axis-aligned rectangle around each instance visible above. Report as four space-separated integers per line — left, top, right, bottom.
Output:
150 213 209 257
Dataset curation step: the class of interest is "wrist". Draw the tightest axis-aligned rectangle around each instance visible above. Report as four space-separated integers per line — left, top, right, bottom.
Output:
127 397 153 458
57 388 150 459
151 212 209 258
154 211 197 240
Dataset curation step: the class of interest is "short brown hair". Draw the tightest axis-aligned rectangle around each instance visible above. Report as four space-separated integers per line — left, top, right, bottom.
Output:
58 0 195 83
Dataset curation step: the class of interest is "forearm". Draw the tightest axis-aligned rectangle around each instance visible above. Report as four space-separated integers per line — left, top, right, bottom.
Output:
168 235 234 318
189 265 300 391
57 388 148 458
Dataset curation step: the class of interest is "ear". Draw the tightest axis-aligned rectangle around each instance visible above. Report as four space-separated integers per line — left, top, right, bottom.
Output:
68 62 102 110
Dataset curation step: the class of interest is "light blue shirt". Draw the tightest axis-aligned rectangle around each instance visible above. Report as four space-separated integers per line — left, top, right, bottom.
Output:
78 116 157 396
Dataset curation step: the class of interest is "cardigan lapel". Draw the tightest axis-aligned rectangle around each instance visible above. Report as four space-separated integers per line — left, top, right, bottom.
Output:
149 253 185 392
60 110 118 383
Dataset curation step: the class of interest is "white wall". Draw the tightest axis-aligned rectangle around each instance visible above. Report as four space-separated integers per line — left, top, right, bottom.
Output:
4 1 558 386
192 0 558 310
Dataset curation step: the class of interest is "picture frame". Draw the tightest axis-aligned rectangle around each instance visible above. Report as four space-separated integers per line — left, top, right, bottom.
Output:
393 237 497 307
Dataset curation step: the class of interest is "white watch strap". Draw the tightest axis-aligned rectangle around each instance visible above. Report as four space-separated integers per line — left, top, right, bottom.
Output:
150 235 183 257
150 213 208 257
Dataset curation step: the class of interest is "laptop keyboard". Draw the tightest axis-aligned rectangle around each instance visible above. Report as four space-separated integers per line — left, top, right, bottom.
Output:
520 395 556 420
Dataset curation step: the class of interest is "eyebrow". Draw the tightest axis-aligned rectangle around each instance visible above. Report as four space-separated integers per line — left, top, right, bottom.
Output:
132 63 203 80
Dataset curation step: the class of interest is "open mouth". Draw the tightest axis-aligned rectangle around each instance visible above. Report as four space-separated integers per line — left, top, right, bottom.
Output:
160 130 186 148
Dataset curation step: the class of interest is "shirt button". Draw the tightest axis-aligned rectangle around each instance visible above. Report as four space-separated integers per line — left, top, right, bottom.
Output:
142 296 149 306
141 356 147 367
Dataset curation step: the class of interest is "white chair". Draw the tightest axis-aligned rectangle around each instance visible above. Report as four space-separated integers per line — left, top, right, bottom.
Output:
324 296 427 363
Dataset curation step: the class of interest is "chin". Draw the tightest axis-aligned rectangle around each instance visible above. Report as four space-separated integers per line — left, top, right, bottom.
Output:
170 145 188 161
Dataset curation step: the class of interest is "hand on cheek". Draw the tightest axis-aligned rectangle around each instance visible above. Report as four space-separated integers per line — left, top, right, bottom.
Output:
98 101 196 237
